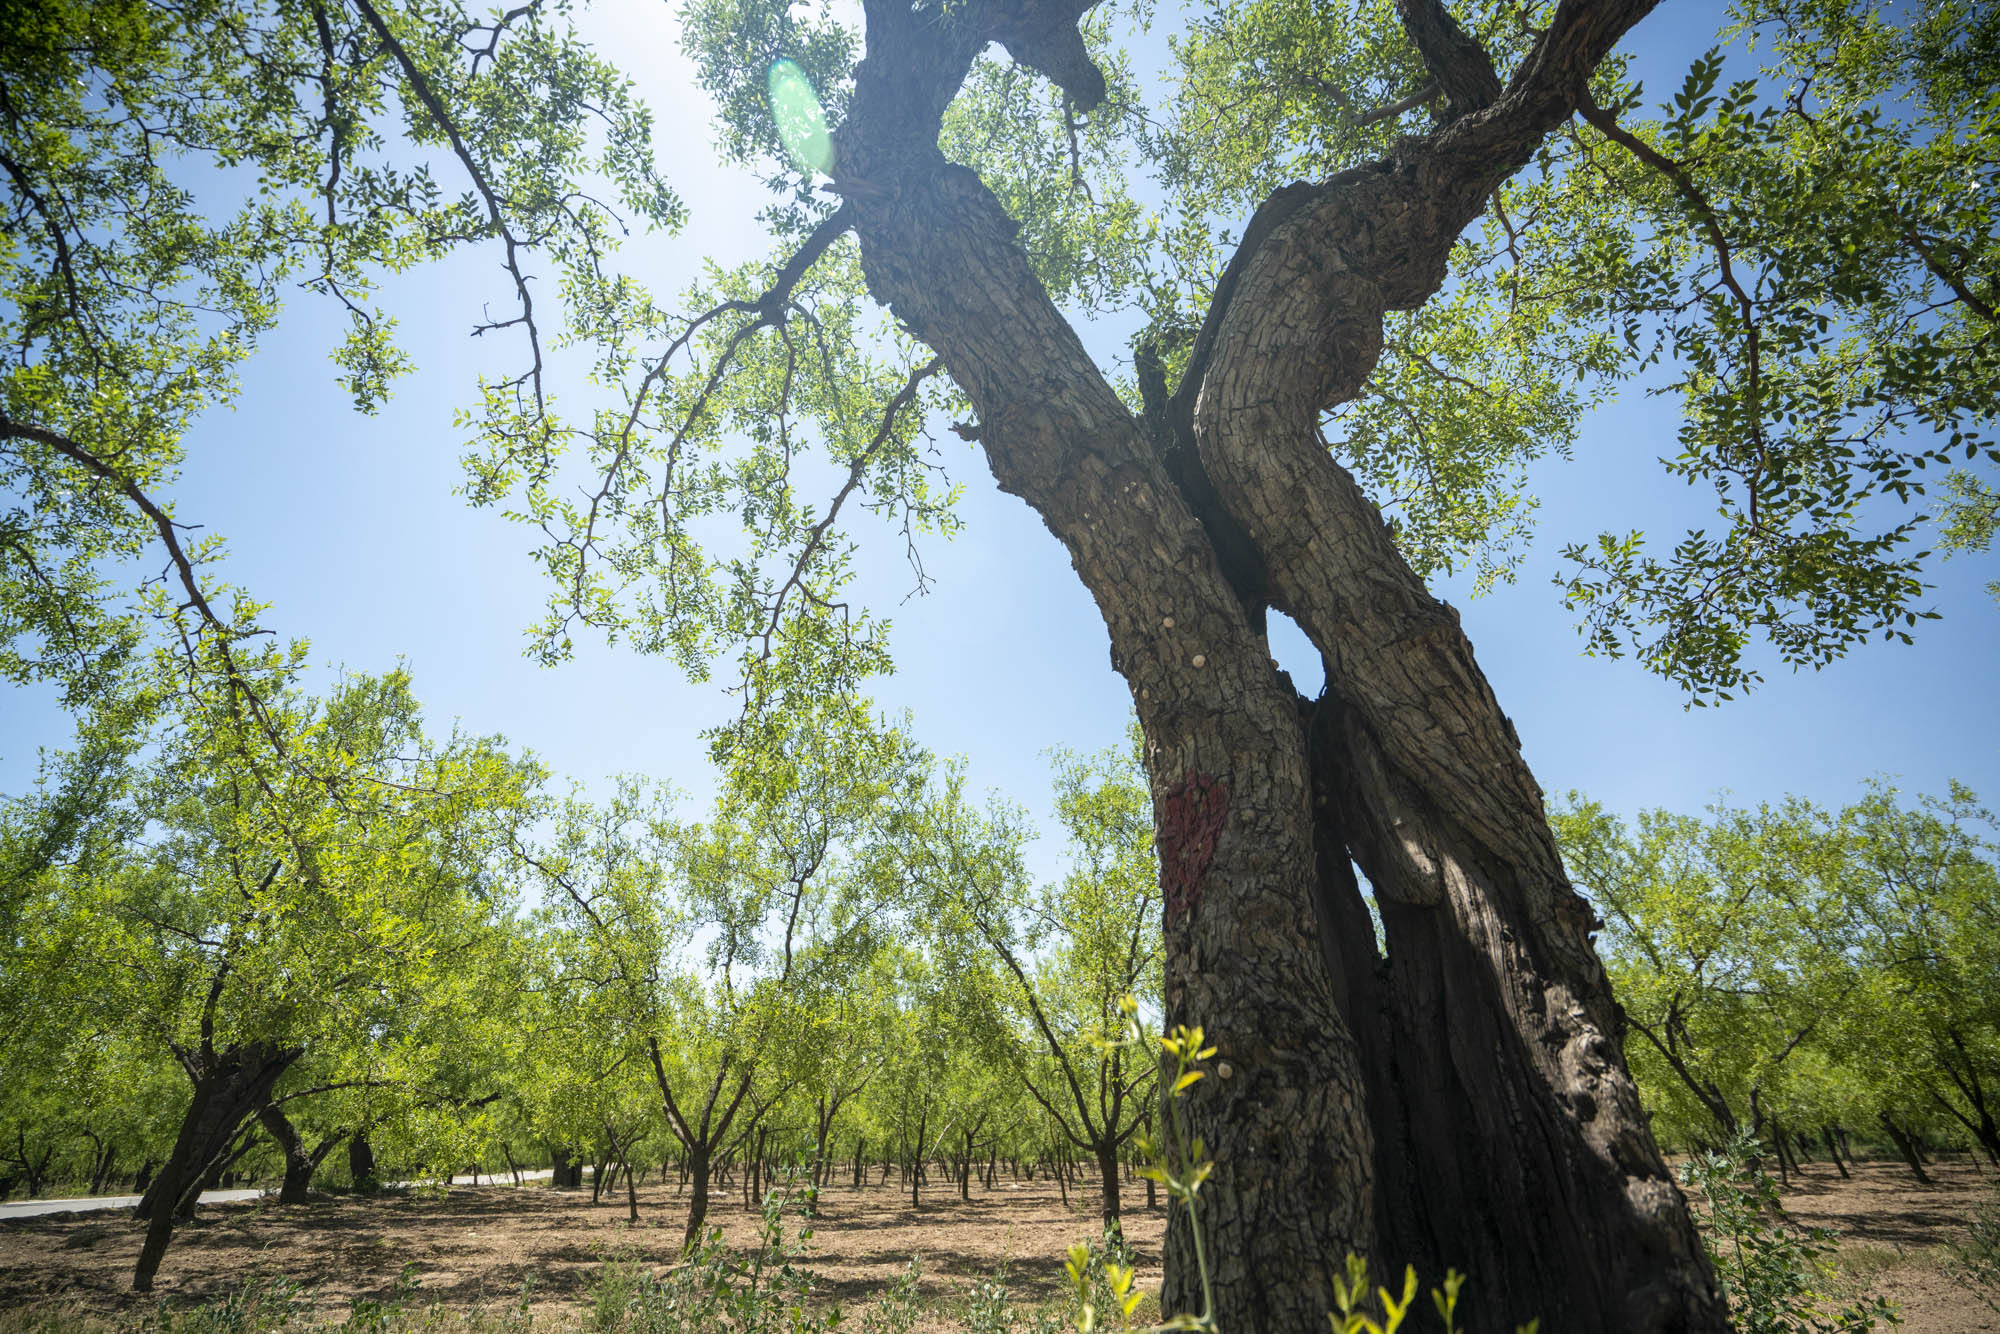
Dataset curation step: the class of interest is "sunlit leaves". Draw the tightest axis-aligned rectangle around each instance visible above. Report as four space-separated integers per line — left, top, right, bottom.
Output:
1542 0 2000 699
940 21 1155 312
1136 0 1996 695
0 0 681 704
1331 278 1621 591
681 0 855 196
0 648 540 1194
1554 782 2000 1150
481 232 959 724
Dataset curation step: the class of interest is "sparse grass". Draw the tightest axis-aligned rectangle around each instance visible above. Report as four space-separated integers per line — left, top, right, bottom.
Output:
0 1302 124 1334
1834 1242 1909 1285
1945 1180 2000 1313
1832 1240 1956 1288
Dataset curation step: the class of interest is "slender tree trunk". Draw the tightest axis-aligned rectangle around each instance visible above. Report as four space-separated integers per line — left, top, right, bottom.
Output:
812 1098 832 1192
682 1143 712 1254
13 1131 51 1199
1878 1112 1932 1184
590 1150 612 1204
89 1143 119 1196
1096 1141 1123 1238
1822 1127 1850 1179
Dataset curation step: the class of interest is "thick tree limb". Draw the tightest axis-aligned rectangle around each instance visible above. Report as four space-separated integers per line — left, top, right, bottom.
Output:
1393 0 1500 113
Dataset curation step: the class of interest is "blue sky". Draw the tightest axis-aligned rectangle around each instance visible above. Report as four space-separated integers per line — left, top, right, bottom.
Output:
4 0 1995 878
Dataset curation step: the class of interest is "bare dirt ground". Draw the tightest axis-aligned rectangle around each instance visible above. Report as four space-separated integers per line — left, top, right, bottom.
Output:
0 1172 1164 1327
0 1159 1994 1329
1776 1158 1997 1333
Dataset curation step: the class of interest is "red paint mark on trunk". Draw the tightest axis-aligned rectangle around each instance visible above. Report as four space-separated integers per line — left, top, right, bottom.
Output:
1161 769 1229 928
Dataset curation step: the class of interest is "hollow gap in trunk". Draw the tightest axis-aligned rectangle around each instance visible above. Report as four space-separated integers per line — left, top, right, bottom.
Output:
1355 864 1387 958
1267 608 1324 696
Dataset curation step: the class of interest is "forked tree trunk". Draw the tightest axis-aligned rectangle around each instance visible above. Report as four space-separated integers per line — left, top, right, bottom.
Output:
827 1 1724 1327
133 1041 299 1291
87 1139 119 1196
257 1103 344 1204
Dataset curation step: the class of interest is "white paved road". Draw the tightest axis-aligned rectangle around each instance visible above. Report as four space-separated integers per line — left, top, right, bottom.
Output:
0 1189 262 1220
0 1168 564 1221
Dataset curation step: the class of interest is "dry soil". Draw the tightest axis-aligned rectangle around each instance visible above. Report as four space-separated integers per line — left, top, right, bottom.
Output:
1 1159 1994 1330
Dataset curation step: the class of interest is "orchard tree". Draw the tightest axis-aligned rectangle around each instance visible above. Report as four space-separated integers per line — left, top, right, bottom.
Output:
799 967 896 1197
9 0 2000 1327
470 1 1994 1323
1558 784 2000 1175
524 700 920 1248
857 942 1016 1210
0 705 170 1200
1839 784 2000 1167
1553 796 1866 1144
525 780 755 1245
7 654 535 1290
911 735 1160 1236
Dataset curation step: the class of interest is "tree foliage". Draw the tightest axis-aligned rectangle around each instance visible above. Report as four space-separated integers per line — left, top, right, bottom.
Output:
1557 782 2000 1166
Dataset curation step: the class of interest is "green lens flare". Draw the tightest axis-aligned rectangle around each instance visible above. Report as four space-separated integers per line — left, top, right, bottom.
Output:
767 59 834 177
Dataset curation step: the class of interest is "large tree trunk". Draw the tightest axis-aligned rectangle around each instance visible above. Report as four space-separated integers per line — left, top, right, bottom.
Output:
825 1 1725 1329
550 1144 581 1189
132 1041 298 1292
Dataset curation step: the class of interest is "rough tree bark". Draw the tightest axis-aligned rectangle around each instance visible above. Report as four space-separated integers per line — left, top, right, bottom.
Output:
348 1129 379 1190
132 1039 300 1291
809 0 1727 1328
257 1103 346 1204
